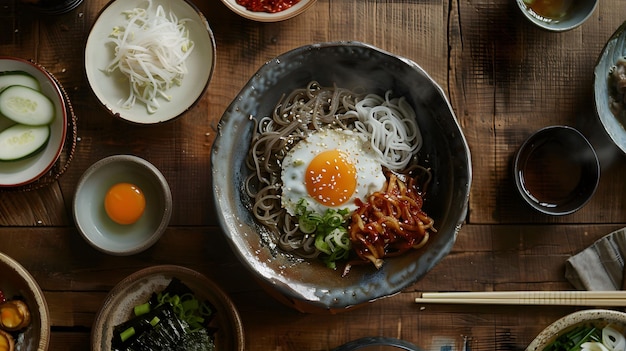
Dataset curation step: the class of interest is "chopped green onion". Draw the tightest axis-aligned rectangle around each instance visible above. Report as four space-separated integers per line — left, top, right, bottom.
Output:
120 327 135 342
133 302 151 316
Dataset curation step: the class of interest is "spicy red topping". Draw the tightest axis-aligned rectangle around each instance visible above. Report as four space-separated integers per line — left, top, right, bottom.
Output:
236 0 301 13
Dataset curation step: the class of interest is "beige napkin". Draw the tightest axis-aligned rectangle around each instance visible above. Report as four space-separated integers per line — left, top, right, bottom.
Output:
565 227 626 290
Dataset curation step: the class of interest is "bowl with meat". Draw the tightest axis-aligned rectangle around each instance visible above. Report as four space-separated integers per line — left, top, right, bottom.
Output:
211 41 472 312
0 251 50 351
594 21 626 155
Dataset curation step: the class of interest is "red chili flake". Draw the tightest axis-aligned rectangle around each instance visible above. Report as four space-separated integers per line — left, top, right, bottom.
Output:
0 290 5 304
236 0 301 13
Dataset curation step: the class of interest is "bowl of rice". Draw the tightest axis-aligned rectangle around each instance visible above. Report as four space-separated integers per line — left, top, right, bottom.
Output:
84 0 216 124
211 41 472 312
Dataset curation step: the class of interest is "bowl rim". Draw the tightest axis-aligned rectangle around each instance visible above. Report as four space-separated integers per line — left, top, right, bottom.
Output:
211 40 472 311
515 0 598 32
512 125 600 216
526 309 626 351
0 251 50 351
593 20 626 155
84 0 217 125
72 154 173 255
0 56 68 187
219 0 317 22
91 264 245 351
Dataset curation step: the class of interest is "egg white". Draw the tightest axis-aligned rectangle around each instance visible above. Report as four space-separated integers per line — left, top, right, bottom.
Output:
280 128 386 217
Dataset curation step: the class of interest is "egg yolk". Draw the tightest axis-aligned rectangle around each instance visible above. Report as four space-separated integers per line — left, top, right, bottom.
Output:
104 183 146 225
305 149 357 206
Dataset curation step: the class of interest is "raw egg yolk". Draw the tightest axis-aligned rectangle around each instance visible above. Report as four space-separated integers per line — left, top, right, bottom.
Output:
305 149 357 206
104 183 146 225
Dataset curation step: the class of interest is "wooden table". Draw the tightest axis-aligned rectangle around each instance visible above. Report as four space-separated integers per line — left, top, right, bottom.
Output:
2 0 626 349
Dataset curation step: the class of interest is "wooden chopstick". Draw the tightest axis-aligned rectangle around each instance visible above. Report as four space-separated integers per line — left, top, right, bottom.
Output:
414 291 626 306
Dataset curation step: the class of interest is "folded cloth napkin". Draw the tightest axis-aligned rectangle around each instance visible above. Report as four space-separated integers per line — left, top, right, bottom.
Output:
565 227 626 291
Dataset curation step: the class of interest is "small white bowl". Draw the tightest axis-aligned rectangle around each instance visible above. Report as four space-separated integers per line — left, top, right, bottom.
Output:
516 0 598 32
84 0 216 124
73 155 172 255
219 0 317 22
0 57 68 187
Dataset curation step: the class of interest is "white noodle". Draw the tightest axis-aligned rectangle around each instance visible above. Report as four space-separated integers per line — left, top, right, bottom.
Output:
347 91 422 171
104 0 194 113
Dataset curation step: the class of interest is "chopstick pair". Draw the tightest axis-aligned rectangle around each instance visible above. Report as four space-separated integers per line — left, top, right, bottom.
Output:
414 291 626 306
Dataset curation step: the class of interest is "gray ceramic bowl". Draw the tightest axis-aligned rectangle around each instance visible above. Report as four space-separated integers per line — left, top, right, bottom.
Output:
515 0 597 32
526 309 626 351
594 21 626 155
211 42 472 312
73 155 172 255
0 251 50 351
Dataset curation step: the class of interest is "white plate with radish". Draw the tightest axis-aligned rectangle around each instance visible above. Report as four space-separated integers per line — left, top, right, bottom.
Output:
0 57 67 188
84 0 216 124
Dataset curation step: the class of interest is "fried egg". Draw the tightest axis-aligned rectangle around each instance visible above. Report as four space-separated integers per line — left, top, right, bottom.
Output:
281 128 386 216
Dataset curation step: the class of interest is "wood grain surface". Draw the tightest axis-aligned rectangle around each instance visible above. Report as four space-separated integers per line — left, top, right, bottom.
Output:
1 0 626 349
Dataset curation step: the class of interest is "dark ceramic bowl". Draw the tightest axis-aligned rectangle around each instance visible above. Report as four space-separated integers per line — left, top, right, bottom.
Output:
211 41 472 312
513 126 600 216
594 21 626 155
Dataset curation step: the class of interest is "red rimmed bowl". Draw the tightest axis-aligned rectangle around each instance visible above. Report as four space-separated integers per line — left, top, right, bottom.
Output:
0 57 68 187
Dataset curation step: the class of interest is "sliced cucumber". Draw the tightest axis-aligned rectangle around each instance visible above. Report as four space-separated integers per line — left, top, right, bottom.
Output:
0 85 55 125
0 124 50 161
0 71 40 92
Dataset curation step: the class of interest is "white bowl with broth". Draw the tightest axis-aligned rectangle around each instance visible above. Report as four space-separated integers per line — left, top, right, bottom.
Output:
211 41 472 312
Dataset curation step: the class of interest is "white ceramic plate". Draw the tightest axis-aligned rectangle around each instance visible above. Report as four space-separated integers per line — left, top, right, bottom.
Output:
84 0 216 124
91 265 245 351
219 0 317 22
0 57 67 187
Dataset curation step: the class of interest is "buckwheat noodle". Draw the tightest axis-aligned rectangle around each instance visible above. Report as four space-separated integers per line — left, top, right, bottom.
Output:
244 81 434 266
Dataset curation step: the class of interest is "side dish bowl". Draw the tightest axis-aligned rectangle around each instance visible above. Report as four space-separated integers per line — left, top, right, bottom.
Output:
91 265 245 351
0 57 68 188
526 309 626 351
73 155 172 255
84 0 216 124
219 0 317 22
211 41 472 312
594 21 626 155
515 0 597 32
0 251 50 351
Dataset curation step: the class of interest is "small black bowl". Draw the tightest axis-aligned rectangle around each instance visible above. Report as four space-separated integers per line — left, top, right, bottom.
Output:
513 125 600 216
